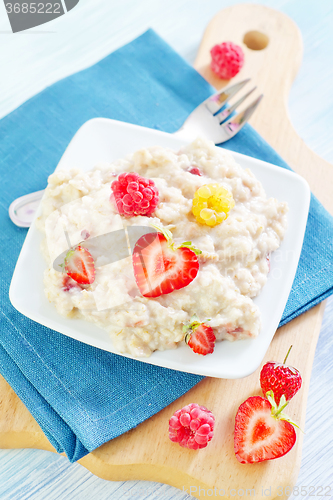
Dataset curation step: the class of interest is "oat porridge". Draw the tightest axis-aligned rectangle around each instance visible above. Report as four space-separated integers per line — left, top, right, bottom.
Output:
36 138 288 357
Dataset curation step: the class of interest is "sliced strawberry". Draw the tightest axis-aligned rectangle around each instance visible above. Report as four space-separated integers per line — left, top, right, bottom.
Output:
64 245 95 285
184 318 216 355
132 231 199 298
234 396 296 464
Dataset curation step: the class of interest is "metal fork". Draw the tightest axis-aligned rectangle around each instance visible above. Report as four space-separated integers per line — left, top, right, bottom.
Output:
173 78 262 143
9 79 262 228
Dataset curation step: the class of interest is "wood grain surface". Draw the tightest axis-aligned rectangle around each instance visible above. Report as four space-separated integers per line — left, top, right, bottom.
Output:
1 4 332 500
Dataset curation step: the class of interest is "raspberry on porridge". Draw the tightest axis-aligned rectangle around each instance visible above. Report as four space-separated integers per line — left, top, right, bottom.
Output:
36 138 288 358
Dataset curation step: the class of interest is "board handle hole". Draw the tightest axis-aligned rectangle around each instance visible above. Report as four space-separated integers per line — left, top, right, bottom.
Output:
243 31 269 50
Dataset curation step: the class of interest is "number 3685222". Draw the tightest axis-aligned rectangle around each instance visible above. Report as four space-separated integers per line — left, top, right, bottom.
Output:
5 3 62 14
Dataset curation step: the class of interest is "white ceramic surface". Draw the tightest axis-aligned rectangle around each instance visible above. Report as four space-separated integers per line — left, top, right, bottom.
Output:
9 117 310 379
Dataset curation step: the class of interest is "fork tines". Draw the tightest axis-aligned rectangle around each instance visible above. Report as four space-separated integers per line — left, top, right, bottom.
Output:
219 94 264 142
205 79 263 142
216 86 257 123
205 79 250 115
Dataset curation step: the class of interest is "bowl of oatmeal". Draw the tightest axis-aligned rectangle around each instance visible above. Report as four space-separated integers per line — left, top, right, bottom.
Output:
9 118 310 378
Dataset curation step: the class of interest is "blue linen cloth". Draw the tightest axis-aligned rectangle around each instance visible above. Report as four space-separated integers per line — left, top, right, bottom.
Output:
1 29 333 462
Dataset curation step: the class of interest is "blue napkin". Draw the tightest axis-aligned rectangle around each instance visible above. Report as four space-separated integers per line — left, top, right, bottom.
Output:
1 29 333 462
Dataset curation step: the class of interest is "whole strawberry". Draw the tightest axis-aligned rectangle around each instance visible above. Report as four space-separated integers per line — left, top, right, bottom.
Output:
260 346 302 405
169 403 215 450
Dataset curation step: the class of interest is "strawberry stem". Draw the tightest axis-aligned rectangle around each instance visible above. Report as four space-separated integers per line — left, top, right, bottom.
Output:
178 242 202 255
266 390 303 432
283 345 293 365
266 390 288 418
150 222 173 243
274 400 289 417
150 223 202 255
183 314 201 335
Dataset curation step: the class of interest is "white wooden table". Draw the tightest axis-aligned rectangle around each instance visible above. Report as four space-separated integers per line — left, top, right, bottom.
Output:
1 0 333 498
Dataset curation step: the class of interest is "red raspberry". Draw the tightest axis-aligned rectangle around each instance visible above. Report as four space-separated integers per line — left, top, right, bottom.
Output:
188 166 203 176
111 172 159 217
210 42 244 79
168 403 215 450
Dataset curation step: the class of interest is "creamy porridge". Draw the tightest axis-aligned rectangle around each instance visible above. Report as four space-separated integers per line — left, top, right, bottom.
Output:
36 138 288 357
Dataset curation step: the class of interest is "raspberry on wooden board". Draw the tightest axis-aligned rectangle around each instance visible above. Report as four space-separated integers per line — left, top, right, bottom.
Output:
210 41 244 79
169 403 215 450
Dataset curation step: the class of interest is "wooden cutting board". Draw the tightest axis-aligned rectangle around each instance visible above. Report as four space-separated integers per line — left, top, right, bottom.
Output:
1 4 332 499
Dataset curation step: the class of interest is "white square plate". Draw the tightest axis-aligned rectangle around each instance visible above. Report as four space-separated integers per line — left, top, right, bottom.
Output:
9 118 310 379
